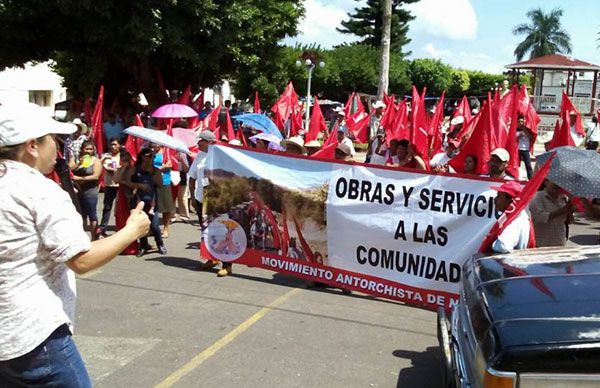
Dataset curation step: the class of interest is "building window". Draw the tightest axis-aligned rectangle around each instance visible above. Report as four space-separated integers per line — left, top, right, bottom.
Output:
29 90 53 107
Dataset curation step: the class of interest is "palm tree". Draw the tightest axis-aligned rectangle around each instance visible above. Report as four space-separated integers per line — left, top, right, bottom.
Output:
512 8 572 61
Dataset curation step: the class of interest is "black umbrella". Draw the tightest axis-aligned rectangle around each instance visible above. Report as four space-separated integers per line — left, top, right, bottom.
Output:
535 146 600 197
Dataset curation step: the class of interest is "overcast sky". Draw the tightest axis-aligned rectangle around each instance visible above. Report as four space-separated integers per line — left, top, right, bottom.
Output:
283 0 600 73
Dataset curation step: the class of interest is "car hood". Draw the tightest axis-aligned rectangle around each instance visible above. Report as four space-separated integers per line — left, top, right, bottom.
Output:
471 246 600 372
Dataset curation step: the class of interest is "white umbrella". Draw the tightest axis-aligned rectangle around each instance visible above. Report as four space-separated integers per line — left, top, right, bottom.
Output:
249 133 283 151
124 126 191 155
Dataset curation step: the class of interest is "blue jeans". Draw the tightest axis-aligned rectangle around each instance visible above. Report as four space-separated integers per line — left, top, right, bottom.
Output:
518 149 533 179
0 324 91 387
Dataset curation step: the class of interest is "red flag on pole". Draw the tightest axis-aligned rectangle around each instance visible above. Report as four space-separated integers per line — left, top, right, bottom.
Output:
270 81 299 130
448 96 494 174
254 91 261 113
347 111 373 144
546 118 575 150
91 85 104 155
428 91 446 155
220 109 236 141
504 85 521 179
479 153 556 253
410 86 429 164
177 85 192 105
560 91 585 136
306 96 326 142
343 92 354 118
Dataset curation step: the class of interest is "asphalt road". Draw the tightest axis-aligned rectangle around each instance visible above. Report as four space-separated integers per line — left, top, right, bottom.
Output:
73 195 599 388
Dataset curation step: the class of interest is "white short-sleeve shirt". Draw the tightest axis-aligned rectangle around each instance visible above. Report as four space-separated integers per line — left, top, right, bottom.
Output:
0 161 91 360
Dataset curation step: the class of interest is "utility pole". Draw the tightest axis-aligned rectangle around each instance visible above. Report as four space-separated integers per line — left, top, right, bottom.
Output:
377 0 392 100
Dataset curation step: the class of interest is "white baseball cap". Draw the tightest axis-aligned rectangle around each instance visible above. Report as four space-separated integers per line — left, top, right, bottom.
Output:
0 103 76 146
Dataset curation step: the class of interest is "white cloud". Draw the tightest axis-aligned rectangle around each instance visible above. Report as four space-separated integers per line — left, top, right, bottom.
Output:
407 0 478 40
283 0 362 48
424 43 450 58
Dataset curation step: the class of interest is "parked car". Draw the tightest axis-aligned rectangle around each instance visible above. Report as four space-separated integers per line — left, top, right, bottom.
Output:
438 246 600 387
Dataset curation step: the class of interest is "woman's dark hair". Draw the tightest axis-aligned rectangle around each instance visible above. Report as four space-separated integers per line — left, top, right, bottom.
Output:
398 139 410 147
80 140 97 156
135 148 153 166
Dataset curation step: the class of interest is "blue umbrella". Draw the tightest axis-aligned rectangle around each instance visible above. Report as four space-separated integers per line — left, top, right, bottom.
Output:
232 113 282 139
123 126 191 155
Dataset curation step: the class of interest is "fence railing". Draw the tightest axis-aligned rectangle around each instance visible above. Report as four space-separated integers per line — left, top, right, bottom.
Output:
529 95 596 115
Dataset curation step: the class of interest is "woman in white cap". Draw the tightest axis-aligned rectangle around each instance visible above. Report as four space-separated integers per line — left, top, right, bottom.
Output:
0 104 149 386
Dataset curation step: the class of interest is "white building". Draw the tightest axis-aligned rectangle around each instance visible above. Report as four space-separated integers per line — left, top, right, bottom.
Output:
0 61 66 116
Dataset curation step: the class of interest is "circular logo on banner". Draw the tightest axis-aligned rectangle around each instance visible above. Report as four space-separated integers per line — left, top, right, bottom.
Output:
204 219 247 262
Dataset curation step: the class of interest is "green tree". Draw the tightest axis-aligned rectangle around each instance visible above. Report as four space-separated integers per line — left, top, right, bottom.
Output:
512 8 572 61
337 0 419 54
0 0 304 106
449 69 470 97
408 59 453 95
464 70 504 96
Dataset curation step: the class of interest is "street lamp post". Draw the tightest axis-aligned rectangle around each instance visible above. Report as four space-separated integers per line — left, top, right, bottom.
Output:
296 58 325 132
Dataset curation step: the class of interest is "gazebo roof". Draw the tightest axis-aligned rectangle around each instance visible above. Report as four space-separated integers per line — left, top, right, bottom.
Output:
506 54 600 71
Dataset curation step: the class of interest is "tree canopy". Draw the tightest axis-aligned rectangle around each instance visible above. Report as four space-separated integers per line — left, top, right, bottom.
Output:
0 0 304 105
512 7 572 61
337 0 419 54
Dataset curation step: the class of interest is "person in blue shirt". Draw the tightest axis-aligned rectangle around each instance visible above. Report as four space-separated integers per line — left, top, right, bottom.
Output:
150 143 176 239
102 112 124 145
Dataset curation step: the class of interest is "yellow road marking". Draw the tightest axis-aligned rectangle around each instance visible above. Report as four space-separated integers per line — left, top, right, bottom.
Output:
155 287 301 388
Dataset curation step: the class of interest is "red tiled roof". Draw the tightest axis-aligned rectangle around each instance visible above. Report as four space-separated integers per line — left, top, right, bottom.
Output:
506 54 600 70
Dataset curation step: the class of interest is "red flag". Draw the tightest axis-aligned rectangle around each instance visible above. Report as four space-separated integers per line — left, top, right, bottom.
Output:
281 208 289 257
270 81 299 130
293 215 314 262
546 118 575 150
191 90 204 112
343 92 354 117
237 125 248 147
177 85 192 105
254 91 261 113
347 111 373 144
124 114 144 162
91 85 104 155
504 85 521 179
560 91 585 136
525 100 540 152
289 109 303 137
311 141 337 159
306 96 326 142
156 70 169 103
323 126 339 148
390 100 408 142
449 97 494 174
410 86 429 164
202 97 221 137
454 95 472 124
479 153 556 253
379 94 396 131
428 91 446 155
220 109 236 141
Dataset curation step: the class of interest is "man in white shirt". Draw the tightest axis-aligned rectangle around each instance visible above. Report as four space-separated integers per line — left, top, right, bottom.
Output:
491 181 531 253
336 127 356 157
516 116 534 179
0 103 149 386
430 139 459 173
586 114 600 150
189 130 232 276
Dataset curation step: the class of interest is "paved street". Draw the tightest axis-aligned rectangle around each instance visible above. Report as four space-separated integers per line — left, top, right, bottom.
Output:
73 194 598 387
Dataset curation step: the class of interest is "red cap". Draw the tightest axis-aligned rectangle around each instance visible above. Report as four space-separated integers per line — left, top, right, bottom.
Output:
491 181 522 198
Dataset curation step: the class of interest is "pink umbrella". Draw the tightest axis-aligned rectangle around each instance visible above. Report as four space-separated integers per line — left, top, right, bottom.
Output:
151 103 198 118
